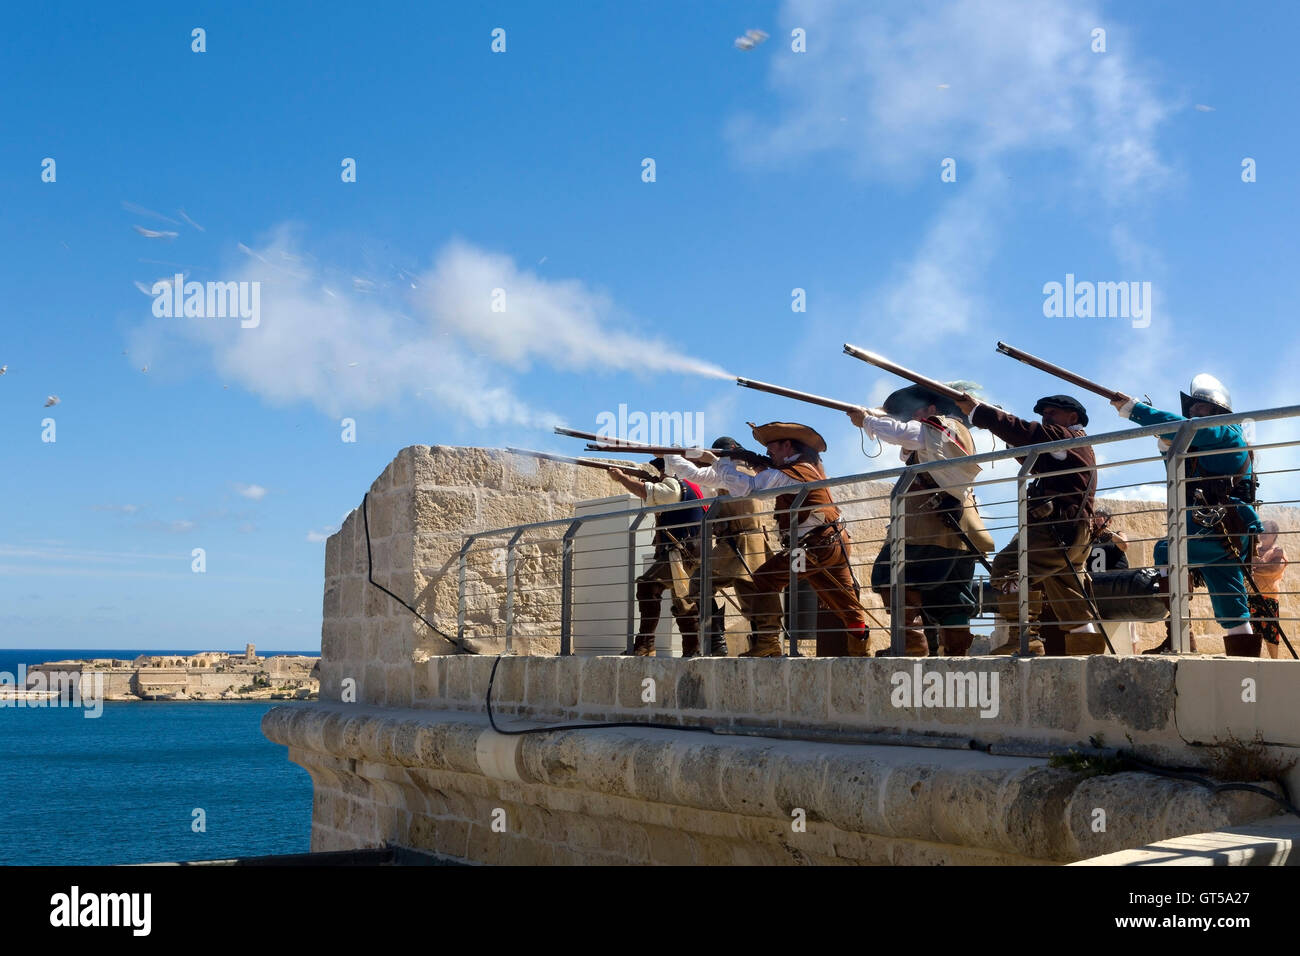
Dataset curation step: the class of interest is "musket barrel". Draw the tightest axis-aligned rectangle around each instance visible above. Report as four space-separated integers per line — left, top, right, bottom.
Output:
735 377 861 414
585 443 701 456
553 427 606 442
841 344 966 401
994 341 1123 401
507 448 652 480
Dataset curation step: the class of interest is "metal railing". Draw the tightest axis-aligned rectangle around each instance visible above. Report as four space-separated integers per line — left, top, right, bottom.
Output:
453 405 1300 657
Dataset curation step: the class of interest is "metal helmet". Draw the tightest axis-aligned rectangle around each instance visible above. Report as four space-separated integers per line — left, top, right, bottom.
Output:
1180 373 1232 417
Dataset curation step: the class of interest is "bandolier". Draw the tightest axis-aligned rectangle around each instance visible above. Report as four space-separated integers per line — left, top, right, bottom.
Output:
855 385 993 656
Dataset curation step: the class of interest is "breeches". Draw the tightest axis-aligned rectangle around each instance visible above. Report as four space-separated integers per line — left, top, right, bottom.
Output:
1153 535 1250 628
746 528 867 637
870 542 977 627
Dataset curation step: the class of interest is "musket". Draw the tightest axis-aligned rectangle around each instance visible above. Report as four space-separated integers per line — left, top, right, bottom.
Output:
584 442 773 471
842 344 968 402
506 448 656 482
994 341 1124 402
839 345 999 570
554 426 694 452
554 426 617 443
735 377 862 413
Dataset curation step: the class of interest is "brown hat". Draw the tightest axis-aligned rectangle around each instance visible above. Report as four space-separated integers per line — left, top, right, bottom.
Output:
749 421 827 453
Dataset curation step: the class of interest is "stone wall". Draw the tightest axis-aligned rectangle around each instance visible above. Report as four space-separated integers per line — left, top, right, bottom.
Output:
272 445 1300 866
264 653 1296 865
320 446 635 707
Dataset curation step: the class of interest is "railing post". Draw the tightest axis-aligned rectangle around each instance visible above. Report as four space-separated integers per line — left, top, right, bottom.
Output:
698 504 713 657
504 529 524 655
1016 452 1040 656
1166 423 1197 654
786 488 810 657
626 512 647 654
457 535 476 644
889 471 915 655
559 519 584 656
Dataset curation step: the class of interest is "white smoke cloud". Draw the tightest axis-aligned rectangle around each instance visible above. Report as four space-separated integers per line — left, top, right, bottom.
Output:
416 239 729 379
136 229 724 428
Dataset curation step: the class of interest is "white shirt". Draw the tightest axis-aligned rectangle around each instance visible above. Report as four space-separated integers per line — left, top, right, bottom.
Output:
642 475 683 506
860 413 980 497
665 454 827 540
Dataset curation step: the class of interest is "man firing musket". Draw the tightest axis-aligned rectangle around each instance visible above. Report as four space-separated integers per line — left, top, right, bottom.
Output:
839 347 995 657
1108 376 1274 657
895 345 1103 657
601 456 711 657
665 420 870 657
994 342 1295 659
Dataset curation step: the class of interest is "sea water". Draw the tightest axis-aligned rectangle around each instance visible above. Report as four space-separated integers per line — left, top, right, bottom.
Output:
0 649 315 866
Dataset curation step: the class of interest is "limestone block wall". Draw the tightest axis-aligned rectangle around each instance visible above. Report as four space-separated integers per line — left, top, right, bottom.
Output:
321 446 635 707
263 654 1292 865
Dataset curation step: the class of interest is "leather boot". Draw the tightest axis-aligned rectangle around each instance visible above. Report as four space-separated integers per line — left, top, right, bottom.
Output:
905 628 929 657
1064 627 1108 656
1223 626 1262 658
625 636 655 657
740 635 783 658
940 627 974 657
1040 624 1068 657
680 635 700 658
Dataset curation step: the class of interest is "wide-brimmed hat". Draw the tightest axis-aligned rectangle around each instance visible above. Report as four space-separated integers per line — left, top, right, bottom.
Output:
750 421 827 453
883 383 974 423
1033 394 1088 427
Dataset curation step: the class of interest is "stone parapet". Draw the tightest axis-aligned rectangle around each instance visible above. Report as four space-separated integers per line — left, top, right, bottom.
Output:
322 654 1300 797
263 702 1279 865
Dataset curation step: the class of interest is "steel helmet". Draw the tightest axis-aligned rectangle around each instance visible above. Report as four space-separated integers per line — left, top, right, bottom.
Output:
1180 373 1232 416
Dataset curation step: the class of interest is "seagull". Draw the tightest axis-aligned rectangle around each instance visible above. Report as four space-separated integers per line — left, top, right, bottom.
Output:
1194 104 1215 112
132 225 179 239
0 365 6 375
937 83 950 89
141 365 149 373
45 395 60 407
346 362 359 367
734 28 768 50
538 256 548 265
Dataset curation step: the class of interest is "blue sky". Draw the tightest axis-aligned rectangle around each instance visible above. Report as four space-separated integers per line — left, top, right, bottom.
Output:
2 1 1297 649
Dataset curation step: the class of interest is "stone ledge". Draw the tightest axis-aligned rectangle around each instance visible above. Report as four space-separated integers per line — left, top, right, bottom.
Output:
263 703 1279 864
1070 815 1299 866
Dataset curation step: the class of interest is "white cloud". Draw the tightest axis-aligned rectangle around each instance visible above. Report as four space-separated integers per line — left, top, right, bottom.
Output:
732 0 1177 347
234 483 268 501
732 0 1171 193
306 531 329 543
